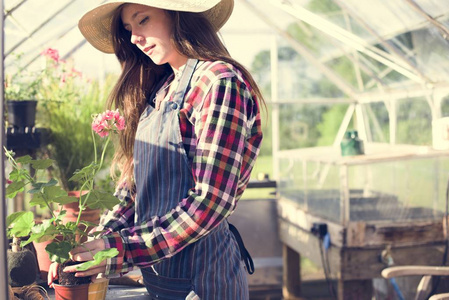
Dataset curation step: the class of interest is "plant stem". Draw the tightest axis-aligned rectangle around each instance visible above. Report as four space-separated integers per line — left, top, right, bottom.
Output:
98 136 111 172
75 134 111 226
92 128 97 164
42 193 57 220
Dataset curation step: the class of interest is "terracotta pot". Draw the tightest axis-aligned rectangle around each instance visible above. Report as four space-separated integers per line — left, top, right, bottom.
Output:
88 278 109 300
33 239 55 282
53 279 109 300
53 283 89 300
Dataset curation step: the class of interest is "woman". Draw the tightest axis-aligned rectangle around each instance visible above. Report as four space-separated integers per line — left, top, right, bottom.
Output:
49 0 263 298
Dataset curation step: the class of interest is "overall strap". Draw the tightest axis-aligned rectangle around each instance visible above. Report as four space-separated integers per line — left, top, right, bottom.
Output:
228 222 255 275
172 58 199 106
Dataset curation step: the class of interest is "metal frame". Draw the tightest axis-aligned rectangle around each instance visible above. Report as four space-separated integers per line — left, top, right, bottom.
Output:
1 1 10 297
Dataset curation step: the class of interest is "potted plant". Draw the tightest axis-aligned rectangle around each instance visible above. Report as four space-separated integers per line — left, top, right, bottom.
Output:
4 49 61 129
5 109 125 299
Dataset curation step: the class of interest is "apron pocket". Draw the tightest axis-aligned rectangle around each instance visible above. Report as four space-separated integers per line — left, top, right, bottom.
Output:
142 269 194 300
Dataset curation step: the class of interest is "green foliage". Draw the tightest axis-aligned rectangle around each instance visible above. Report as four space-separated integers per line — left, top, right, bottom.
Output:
308 0 341 13
286 23 317 52
4 53 45 101
40 74 117 191
442 96 449 116
396 98 432 145
316 104 350 146
5 147 120 264
46 241 73 263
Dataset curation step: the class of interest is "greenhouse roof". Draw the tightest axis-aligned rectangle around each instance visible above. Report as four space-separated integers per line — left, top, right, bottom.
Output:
4 0 449 103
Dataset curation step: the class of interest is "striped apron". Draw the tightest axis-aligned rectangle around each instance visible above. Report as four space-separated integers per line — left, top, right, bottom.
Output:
133 59 249 299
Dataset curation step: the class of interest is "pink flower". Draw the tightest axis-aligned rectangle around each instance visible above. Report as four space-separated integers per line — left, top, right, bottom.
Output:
71 68 83 78
41 48 60 63
92 109 125 138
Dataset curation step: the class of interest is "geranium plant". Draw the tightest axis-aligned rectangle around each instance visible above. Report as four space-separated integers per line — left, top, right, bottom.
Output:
5 109 125 268
5 48 84 101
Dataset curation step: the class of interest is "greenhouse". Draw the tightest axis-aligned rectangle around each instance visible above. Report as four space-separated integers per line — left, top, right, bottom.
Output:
1 0 449 299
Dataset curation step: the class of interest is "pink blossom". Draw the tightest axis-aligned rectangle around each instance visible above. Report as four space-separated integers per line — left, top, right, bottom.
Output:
41 48 60 63
60 74 67 84
116 117 125 131
71 68 82 78
92 109 125 138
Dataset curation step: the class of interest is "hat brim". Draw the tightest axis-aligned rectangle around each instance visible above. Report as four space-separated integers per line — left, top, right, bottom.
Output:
78 0 234 54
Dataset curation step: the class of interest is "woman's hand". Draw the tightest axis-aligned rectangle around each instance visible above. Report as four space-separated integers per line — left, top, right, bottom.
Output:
63 239 107 280
47 262 59 288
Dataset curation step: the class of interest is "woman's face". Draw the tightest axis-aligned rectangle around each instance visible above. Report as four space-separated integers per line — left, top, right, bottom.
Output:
121 4 186 69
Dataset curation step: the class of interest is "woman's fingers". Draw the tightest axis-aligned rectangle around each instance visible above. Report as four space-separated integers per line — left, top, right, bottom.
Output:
47 262 59 288
70 250 95 262
70 239 106 262
63 264 106 278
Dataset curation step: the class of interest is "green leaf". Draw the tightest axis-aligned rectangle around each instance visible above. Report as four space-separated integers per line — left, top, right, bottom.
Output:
16 155 32 164
84 190 120 210
8 168 28 181
29 179 58 194
46 241 73 263
55 195 79 205
69 162 98 182
21 220 60 246
30 158 55 170
6 211 31 227
75 248 119 271
29 185 69 207
7 211 34 238
6 181 26 198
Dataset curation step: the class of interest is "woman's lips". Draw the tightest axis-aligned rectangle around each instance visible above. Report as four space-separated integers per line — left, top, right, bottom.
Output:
143 45 155 55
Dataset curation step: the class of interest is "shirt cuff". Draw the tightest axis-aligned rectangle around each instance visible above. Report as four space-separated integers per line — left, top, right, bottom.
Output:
101 232 133 275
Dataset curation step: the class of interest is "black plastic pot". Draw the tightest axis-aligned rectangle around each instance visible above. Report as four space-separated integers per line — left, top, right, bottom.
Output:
6 100 38 128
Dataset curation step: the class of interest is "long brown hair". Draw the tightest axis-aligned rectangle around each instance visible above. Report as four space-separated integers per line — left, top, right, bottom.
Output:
108 5 265 186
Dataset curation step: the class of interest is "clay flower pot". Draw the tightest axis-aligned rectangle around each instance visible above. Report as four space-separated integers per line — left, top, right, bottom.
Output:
53 279 110 300
33 239 54 282
53 283 89 300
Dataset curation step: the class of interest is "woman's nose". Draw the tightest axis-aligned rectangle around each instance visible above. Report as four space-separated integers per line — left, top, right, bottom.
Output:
131 34 144 45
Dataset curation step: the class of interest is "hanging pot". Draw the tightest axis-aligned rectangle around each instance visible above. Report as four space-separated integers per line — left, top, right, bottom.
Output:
6 100 38 129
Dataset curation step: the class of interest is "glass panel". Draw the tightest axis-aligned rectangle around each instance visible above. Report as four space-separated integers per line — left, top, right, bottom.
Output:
278 145 448 224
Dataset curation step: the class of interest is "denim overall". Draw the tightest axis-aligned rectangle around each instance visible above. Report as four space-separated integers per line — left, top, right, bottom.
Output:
133 59 249 299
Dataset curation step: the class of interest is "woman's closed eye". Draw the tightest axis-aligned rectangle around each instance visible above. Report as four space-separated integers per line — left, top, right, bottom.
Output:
139 16 149 26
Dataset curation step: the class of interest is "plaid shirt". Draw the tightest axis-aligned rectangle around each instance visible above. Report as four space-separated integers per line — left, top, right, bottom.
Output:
96 61 263 275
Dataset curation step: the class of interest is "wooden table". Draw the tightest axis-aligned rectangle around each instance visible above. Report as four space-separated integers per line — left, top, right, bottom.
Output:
276 144 449 299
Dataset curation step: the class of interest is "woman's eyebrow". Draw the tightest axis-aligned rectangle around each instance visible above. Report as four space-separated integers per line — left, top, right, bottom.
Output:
123 10 144 27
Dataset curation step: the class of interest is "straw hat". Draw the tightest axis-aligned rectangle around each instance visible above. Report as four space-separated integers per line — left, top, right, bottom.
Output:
78 0 234 54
